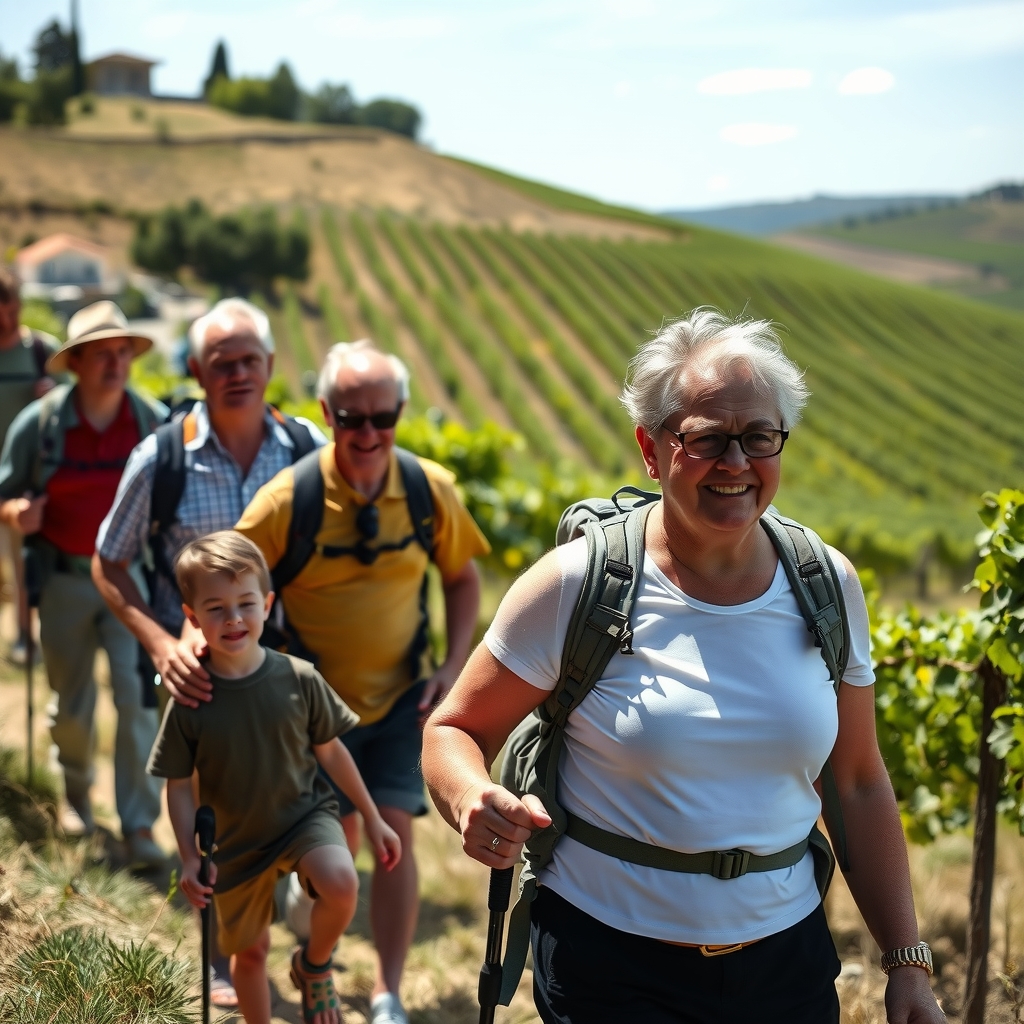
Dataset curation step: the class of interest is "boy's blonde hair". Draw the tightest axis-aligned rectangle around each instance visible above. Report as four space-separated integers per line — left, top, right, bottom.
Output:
174 531 272 606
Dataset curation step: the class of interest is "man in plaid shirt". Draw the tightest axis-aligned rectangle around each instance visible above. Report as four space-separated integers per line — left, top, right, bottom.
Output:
93 297 324 706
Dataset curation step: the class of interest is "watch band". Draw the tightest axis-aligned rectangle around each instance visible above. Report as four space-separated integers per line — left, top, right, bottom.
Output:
880 943 934 976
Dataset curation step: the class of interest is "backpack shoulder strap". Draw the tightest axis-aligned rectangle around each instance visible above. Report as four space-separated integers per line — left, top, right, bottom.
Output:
150 414 190 539
760 507 851 872
760 508 849 687
271 448 326 592
548 502 652 725
395 447 435 557
30 332 51 378
269 406 319 463
34 384 70 492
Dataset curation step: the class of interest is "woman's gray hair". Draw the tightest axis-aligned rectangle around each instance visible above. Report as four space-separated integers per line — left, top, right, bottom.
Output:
620 308 809 433
316 339 411 402
188 298 274 358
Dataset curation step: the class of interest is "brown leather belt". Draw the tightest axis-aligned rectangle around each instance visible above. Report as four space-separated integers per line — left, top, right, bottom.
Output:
660 939 761 956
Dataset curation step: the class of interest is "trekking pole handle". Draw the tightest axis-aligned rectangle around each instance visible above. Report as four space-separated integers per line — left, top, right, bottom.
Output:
195 805 216 883
479 867 515 1023
487 865 515 912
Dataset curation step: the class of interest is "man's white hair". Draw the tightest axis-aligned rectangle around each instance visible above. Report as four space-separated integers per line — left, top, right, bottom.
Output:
317 339 411 402
188 298 275 359
620 307 809 433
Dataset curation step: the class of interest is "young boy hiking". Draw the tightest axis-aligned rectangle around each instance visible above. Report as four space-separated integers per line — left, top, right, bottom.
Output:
147 531 401 1024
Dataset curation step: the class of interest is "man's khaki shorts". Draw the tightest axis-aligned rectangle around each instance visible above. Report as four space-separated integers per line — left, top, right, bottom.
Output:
214 811 347 955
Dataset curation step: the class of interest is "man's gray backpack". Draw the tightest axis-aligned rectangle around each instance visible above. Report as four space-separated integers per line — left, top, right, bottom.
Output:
493 486 851 1005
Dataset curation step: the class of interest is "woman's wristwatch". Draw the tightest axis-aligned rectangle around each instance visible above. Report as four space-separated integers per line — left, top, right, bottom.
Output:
880 943 934 976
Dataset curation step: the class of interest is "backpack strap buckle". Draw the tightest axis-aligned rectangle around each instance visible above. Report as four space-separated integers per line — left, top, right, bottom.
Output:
711 849 750 880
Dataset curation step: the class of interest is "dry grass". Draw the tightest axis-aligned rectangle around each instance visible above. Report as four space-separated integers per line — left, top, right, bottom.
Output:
0 100 666 237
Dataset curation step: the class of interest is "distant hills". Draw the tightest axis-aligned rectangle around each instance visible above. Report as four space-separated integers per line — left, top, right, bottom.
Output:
664 194 957 237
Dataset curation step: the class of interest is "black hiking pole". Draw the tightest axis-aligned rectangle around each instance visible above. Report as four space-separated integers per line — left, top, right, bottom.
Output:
195 805 216 1024
478 866 515 1024
22 544 41 787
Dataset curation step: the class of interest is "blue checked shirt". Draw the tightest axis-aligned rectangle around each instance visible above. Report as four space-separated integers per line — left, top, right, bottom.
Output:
96 402 325 634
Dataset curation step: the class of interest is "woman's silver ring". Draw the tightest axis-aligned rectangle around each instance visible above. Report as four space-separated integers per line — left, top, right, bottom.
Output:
491 836 501 850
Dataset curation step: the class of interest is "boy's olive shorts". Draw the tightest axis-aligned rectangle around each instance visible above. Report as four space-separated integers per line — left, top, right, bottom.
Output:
214 810 347 955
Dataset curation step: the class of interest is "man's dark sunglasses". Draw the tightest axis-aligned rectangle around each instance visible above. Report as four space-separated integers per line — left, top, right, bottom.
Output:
665 426 789 460
332 404 402 431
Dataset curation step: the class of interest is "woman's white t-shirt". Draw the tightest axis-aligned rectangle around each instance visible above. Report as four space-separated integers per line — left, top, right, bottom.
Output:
484 537 874 945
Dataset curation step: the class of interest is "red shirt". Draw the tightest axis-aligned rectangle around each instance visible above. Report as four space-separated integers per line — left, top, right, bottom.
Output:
41 394 141 557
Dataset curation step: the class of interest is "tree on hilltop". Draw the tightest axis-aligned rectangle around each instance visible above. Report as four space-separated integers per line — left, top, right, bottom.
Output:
203 41 230 96
33 21 75 73
304 82 356 124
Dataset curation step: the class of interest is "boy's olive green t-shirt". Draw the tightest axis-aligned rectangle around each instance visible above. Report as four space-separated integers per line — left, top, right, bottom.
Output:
147 649 359 892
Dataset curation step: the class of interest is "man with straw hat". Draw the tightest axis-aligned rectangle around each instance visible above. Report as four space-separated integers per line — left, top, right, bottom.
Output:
0 300 168 867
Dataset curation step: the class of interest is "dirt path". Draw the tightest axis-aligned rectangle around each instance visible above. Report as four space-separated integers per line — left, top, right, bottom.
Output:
773 233 1000 287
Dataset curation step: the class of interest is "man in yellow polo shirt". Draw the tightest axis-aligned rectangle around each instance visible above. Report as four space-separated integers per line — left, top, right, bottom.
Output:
236 339 488 1024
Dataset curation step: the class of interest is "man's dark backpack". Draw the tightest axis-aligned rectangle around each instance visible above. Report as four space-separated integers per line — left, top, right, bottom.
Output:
261 446 437 677
140 405 319 701
492 485 852 1005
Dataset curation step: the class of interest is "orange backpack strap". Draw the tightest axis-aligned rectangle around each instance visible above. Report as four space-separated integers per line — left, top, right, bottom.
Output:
181 411 198 447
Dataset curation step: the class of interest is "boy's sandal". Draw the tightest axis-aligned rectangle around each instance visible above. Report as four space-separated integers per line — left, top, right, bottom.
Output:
209 973 238 1009
290 947 340 1023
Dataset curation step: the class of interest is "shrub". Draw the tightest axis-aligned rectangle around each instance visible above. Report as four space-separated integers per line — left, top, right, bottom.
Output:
0 927 197 1024
357 98 421 139
132 200 309 290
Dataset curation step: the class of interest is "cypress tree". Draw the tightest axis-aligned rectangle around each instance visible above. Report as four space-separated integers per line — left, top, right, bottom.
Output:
203 41 229 96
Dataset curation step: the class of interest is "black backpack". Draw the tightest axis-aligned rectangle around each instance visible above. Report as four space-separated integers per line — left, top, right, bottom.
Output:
493 486 851 1005
261 446 437 677
145 404 319 601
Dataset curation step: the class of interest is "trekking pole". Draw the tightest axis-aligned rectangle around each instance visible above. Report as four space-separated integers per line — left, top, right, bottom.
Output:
478 866 515 1024
22 544 41 787
195 805 216 1024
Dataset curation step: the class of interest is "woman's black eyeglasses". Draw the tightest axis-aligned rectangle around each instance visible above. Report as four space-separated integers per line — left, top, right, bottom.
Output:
332 405 402 431
665 426 789 460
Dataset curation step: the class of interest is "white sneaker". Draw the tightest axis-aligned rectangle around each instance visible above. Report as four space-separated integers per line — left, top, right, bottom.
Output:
370 992 408 1024
283 871 314 940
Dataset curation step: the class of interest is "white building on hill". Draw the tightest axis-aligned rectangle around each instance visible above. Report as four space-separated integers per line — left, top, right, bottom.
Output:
86 53 159 97
15 234 121 305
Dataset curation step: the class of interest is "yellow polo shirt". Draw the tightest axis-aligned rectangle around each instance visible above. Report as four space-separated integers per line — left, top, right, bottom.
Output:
236 444 490 724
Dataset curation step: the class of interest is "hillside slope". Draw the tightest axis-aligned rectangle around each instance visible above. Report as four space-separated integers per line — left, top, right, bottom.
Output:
283 208 1024 570
806 199 1024 310
0 99 664 238
2 112 1022 568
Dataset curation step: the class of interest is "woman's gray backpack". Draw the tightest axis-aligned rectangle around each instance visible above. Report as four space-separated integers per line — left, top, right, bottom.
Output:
493 486 851 1005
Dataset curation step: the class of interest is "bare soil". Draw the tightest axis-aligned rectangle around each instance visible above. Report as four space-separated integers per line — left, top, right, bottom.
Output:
772 233 1007 289
0 99 666 239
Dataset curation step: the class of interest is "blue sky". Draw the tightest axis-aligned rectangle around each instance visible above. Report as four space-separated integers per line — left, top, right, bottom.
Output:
5 0 1023 210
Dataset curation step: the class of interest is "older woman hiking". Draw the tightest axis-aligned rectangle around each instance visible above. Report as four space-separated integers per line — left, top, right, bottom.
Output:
422 309 945 1024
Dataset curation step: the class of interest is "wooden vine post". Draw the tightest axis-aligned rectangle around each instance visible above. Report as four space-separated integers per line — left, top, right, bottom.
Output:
963 659 1008 1024
963 490 1024 1024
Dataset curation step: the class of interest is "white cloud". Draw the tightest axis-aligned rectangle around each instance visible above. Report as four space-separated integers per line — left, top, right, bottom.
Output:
707 175 730 192
838 67 895 95
719 123 798 146
613 80 633 98
698 68 812 95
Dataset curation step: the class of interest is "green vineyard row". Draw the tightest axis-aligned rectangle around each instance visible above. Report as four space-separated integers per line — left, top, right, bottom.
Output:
281 207 1024 570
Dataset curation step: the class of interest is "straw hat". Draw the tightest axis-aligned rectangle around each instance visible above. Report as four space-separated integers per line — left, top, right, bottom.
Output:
46 300 153 374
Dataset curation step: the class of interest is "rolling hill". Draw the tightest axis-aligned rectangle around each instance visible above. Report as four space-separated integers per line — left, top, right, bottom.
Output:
805 197 1024 311
663 194 955 237
2 98 1023 571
